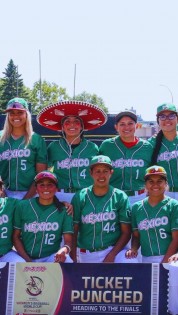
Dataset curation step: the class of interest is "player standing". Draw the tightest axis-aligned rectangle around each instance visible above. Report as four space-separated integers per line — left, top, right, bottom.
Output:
0 98 47 199
126 165 178 263
149 103 178 200
99 110 153 204
71 155 138 263
37 100 107 202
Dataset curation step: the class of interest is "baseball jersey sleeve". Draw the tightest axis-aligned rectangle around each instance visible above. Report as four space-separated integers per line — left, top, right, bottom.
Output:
116 190 132 224
170 200 178 230
131 202 140 231
31 133 47 164
71 190 84 224
62 211 74 234
13 199 24 229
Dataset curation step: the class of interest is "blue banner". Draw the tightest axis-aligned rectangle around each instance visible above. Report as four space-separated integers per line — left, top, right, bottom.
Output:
0 262 172 315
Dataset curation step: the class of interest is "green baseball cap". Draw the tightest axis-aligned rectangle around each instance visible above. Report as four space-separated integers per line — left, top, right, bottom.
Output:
5 98 29 112
90 155 113 169
157 103 177 115
144 165 167 180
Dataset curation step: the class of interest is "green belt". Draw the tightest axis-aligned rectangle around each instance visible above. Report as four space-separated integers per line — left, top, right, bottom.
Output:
169 187 178 192
125 189 145 197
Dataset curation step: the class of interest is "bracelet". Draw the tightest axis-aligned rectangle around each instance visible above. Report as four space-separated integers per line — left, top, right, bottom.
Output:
64 244 71 253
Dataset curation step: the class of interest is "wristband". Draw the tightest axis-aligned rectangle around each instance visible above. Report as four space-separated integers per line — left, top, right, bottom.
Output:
64 244 71 253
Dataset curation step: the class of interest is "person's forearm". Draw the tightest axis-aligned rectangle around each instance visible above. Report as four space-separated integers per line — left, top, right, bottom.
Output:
13 238 32 262
109 232 131 256
162 240 178 263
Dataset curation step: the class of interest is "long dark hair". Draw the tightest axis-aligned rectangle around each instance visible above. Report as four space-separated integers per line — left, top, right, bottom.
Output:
151 130 164 165
53 195 64 212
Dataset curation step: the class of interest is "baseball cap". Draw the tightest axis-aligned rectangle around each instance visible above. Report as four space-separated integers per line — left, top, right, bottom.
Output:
115 110 137 123
5 98 29 112
157 103 177 115
34 171 58 185
144 165 167 180
90 155 113 169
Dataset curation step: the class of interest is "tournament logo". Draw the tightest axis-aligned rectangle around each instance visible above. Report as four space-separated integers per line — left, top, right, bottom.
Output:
25 276 44 296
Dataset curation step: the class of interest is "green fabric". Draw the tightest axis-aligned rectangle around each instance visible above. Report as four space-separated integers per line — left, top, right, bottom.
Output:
0 197 17 255
0 132 47 191
157 103 177 114
47 138 98 190
131 196 178 256
148 135 178 189
72 185 131 251
14 197 73 258
6 98 29 110
100 136 153 191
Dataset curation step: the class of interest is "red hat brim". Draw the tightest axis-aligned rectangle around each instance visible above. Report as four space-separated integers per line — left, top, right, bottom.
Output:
37 101 107 131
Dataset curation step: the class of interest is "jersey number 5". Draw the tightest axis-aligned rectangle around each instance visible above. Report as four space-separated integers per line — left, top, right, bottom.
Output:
21 159 27 171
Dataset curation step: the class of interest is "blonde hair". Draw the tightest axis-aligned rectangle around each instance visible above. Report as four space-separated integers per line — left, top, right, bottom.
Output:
0 111 33 145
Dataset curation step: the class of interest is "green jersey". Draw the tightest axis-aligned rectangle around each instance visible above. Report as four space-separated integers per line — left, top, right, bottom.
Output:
99 136 153 191
72 185 131 251
14 197 73 258
47 138 98 190
148 135 178 190
131 197 178 256
0 132 47 191
0 197 17 255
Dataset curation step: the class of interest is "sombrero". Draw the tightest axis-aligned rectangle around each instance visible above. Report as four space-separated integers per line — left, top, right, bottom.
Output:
37 100 107 131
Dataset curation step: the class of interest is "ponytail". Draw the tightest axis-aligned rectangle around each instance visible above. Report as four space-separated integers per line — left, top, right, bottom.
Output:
151 130 164 165
53 195 64 212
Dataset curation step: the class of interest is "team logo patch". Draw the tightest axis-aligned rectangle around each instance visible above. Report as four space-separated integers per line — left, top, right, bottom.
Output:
162 105 169 110
98 157 105 162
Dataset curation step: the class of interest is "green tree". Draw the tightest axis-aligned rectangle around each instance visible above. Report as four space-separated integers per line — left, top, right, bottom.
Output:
0 59 29 112
74 91 108 113
30 80 69 114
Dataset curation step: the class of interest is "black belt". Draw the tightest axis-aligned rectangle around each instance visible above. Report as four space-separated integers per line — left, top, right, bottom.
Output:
59 188 78 193
126 189 145 197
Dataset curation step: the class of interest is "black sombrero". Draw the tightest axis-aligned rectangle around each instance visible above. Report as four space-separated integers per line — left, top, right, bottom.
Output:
37 100 107 131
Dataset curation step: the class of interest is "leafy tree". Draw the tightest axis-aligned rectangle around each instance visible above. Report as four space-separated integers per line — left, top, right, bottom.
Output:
30 80 69 114
74 91 108 113
0 59 29 112
0 78 3 100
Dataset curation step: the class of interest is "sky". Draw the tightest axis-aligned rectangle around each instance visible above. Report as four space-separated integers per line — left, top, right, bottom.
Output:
1 0 178 121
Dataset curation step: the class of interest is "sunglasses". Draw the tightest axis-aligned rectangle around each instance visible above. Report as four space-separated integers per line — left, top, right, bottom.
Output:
145 166 167 177
158 113 177 121
6 103 26 110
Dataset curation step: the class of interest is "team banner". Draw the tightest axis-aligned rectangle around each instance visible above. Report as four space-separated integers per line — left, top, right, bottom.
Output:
0 262 177 315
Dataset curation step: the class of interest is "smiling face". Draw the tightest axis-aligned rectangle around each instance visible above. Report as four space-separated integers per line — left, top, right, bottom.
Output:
90 164 113 188
62 116 83 140
145 174 167 197
36 179 57 204
158 110 178 134
115 116 137 142
8 110 27 131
